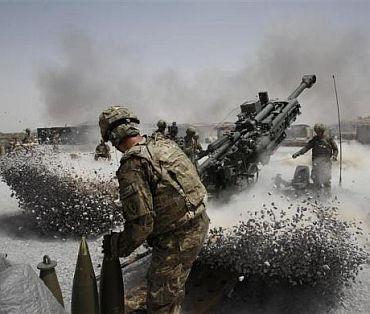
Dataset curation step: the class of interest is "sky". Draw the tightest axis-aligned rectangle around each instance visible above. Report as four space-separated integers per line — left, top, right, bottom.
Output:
1 1 370 132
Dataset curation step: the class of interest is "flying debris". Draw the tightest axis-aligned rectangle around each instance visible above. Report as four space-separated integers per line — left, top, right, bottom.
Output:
199 198 368 293
0 148 122 237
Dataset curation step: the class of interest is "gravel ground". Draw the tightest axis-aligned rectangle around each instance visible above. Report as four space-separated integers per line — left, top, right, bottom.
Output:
1 142 370 313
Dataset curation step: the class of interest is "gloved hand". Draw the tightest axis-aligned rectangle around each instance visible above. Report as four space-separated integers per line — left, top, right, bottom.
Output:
292 152 300 159
102 232 118 255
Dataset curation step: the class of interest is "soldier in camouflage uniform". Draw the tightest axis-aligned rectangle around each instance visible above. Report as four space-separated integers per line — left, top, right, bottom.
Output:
292 123 338 191
193 133 204 159
153 120 167 137
22 128 33 144
182 127 197 164
94 139 111 160
167 122 179 142
99 106 209 314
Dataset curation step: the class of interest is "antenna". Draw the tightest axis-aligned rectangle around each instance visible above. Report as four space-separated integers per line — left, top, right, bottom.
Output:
332 75 343 187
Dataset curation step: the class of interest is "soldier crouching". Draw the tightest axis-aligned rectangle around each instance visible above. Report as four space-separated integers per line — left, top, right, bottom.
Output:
99 106 209 314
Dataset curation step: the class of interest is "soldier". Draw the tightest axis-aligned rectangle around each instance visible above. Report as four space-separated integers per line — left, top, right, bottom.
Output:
22 128 33 144
167 122 179 142
193 133 204 159
153 120 167 136
94 139 111 160
182 127 197 163
292 123 338 192
99 106 209 314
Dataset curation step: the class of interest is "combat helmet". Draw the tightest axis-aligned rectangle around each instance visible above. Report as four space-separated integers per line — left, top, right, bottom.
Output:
313 123 326 134
186 126 196 137
157 119 167 129
99 106 140 147
25 128 31 134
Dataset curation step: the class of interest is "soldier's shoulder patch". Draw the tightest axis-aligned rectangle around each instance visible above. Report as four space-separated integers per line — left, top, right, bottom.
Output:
120 183 138 200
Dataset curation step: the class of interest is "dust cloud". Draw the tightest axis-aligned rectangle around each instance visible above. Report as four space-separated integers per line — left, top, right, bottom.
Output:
208 142 370 232
205 143 370 314
37 18 370 128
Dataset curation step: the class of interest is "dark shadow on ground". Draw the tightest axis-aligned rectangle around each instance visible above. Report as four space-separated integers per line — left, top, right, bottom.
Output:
0 213 89 241
0 212 42 238
213 280 342 314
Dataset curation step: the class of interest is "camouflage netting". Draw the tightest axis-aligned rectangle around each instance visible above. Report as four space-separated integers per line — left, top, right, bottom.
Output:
0 149 123 237
199 200 369 290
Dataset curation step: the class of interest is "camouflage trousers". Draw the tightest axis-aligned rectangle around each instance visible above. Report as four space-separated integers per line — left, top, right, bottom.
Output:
147 211 209 314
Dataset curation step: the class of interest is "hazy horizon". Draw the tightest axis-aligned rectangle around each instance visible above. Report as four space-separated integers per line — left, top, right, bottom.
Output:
1 1 370 132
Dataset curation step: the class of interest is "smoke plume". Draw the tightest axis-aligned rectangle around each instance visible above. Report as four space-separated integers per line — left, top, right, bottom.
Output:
37 19 370 126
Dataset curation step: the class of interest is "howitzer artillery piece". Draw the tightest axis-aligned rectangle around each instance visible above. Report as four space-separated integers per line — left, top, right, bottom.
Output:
198 75 316 191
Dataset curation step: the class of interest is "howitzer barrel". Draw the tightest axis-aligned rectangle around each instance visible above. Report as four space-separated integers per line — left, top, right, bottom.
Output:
198 132 242 176
206 135 230 153
270 99 299 130
198 142 230 176
255 103 274 122
288 75 316 100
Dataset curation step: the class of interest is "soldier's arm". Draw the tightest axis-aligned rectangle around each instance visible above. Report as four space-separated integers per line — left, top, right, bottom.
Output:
293 139 314 157
111 158 154 257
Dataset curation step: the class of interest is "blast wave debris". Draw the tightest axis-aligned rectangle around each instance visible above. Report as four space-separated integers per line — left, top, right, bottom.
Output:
0 149 122 237
199 199 368 294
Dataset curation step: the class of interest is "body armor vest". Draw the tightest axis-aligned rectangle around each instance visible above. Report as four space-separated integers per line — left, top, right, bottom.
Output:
311 137 334 160
121 136 207 234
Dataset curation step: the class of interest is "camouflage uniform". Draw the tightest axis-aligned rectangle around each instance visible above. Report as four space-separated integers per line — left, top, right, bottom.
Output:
153 120 167 137
193 134 204 159
22 129 33 144
95 141 111 160
112 135 209 313
182 127 197 164
295 134 338 188
167 122 179 143
182 136 196 163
